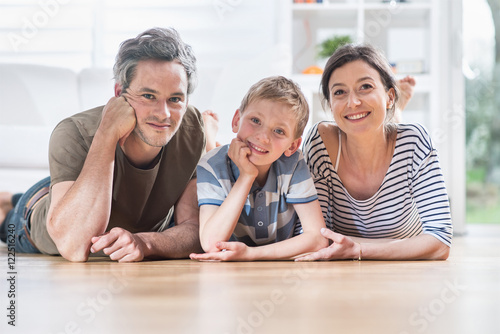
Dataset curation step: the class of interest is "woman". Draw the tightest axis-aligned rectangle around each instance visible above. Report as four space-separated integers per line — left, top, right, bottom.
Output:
296 44 452 261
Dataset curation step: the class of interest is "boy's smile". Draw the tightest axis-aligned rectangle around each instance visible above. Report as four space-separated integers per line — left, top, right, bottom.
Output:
231 99 302 176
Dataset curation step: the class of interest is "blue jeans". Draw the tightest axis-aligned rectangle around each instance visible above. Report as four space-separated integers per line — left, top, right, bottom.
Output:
0 177 50 253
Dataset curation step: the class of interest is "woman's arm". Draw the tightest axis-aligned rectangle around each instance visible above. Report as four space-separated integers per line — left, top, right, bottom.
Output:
295 228 450 261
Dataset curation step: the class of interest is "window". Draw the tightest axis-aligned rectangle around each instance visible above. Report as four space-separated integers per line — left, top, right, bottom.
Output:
464 0 500 224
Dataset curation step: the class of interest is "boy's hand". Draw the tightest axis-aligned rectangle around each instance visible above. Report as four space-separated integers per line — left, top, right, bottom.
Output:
189 241 253 261
99 96 136 147
228 138 258 179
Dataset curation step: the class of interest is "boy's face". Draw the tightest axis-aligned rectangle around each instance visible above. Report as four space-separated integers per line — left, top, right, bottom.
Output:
231 99 302 170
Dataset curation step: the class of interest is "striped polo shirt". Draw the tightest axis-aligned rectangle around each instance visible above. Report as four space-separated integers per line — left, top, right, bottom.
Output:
197 144 318 246
302 122 453 247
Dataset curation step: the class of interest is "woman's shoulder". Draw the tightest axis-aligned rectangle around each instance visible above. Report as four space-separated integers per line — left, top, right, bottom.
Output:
304 121 337 146
396 123 434 150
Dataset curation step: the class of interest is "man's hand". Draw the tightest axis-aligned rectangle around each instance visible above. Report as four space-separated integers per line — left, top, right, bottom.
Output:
100 96 137 147
190 241 253 262
90 227 147 262
228 138 258 179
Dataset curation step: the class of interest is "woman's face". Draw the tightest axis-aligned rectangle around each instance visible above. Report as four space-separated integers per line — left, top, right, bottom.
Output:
327 60 395 136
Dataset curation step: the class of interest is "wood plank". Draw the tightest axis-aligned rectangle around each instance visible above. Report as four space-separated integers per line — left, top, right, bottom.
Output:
1 224 499 334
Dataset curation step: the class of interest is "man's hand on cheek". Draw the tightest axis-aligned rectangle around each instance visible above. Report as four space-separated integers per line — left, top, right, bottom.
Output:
100 96 137 146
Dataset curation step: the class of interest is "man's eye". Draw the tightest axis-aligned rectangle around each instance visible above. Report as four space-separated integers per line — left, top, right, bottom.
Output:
143 94 155 100
170 97 181 103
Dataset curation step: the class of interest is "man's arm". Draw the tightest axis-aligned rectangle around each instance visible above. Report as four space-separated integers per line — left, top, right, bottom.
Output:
46 97 136 262
137 179 204 259
90 179 203 261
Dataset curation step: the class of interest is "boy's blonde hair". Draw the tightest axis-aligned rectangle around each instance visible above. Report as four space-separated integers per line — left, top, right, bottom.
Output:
238 76 309 139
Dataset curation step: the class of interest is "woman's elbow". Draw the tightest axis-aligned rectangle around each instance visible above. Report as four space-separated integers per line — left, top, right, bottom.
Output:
430 243 450 260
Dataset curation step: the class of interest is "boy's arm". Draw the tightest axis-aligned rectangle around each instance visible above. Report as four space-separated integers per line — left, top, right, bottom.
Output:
199 138 259 252
199 173 254 252
191 200 328 261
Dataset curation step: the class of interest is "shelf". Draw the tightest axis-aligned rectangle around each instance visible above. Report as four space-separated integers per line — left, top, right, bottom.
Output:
292 3 359 11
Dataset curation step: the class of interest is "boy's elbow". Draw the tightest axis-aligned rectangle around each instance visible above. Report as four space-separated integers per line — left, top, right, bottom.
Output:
200 237 218 254
316 235 329 250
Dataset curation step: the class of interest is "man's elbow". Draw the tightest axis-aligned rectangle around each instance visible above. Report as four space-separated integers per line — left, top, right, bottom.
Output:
47 221 90 262
60 248 89 262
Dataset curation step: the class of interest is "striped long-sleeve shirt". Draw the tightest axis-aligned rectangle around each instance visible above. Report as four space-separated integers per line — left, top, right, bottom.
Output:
302 122 453 247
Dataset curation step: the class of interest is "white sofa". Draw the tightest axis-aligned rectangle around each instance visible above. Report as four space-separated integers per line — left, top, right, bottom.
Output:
0 46 291 193
0 64 115 193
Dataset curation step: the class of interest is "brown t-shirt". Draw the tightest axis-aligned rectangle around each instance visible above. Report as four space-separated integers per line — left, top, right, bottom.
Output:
30 105 205 255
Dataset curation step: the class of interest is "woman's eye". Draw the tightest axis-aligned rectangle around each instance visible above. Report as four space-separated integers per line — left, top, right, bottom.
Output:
360 84 373 90
333 89 345 96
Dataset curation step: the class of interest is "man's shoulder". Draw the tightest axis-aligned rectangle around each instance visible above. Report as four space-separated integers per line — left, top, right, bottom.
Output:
54 106 103 138
180 104 203 130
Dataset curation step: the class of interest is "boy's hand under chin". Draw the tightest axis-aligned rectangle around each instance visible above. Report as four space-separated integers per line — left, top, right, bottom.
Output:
228 137 259 179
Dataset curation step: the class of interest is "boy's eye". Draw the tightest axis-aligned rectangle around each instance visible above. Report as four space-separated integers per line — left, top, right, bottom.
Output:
274 128 285 135
250 117 260 125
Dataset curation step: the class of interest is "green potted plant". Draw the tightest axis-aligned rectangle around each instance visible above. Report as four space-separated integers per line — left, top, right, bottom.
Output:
317 35 353 60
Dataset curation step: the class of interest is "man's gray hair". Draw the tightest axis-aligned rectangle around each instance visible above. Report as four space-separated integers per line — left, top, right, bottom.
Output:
113 27 197 94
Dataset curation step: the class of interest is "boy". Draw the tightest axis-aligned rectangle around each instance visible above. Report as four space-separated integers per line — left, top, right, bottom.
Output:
190 76 328 261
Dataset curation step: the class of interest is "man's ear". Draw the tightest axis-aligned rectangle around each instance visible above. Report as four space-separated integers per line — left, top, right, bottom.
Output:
284 137 302 157
114 83 123 97
231 109 241 134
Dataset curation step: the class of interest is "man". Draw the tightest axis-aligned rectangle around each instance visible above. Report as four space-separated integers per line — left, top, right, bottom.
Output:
0 27 211 262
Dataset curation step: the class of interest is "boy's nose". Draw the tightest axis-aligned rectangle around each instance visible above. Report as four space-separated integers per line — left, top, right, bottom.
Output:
256 129 270 143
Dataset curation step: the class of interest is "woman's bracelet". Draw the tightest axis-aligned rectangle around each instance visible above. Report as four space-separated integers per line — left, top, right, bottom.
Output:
356 242 362 261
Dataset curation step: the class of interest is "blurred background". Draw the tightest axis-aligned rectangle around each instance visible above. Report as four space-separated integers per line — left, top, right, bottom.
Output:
0 0 497 232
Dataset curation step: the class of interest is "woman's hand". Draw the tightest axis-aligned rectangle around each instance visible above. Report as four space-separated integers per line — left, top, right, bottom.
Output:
190 241 253 262
294 228 361 261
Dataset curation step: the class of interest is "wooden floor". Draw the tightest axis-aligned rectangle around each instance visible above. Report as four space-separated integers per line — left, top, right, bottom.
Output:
1 225 499 334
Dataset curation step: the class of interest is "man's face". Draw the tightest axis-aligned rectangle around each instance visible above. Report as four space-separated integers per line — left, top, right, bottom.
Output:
121 59 188 148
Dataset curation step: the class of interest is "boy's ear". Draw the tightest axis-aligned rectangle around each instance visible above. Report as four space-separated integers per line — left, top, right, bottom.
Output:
284 137 302 157
114 83 123 97
231 109 241 133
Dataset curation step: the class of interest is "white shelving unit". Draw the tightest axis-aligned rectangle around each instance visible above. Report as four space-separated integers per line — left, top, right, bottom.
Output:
289 0 466 234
